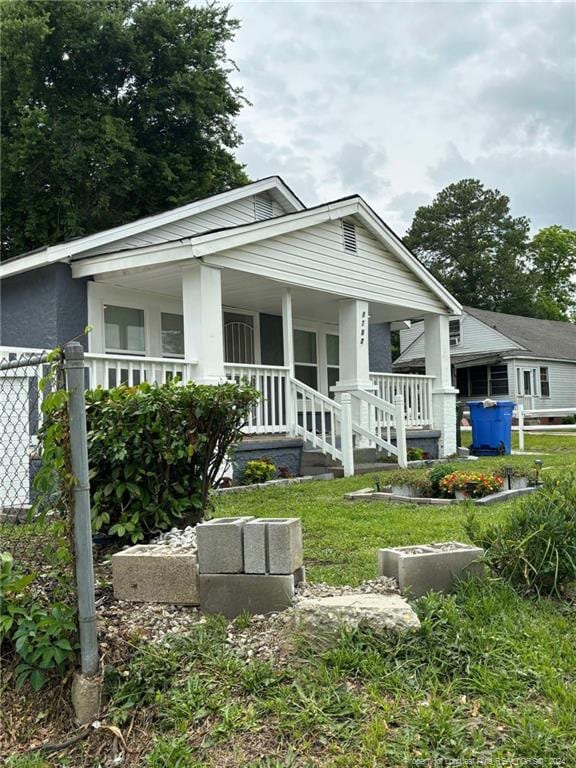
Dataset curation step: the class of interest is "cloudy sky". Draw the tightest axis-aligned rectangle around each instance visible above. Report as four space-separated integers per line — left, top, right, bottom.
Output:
227 0 575 234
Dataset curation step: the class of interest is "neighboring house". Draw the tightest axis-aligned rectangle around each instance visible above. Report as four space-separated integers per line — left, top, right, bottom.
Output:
0 176 462 487
395 306 576 410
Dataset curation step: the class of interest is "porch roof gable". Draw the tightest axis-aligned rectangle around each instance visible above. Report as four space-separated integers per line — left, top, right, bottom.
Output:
0 176 304 279
72 196 462 315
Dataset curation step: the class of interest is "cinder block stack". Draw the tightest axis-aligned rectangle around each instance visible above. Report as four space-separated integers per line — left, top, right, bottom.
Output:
198 516 305 618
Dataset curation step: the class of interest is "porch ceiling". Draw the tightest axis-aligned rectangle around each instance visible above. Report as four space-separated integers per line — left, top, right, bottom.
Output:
95 266 425 325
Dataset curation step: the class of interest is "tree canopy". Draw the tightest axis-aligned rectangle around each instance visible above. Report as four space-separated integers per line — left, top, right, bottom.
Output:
404 179 534 316
0 0 249 260
527 226 576 321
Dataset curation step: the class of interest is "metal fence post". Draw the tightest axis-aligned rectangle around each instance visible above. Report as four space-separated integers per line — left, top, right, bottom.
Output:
64 342 98 677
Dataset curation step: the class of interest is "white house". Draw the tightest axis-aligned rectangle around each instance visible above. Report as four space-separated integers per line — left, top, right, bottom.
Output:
395 306 576 411
1 176 462 477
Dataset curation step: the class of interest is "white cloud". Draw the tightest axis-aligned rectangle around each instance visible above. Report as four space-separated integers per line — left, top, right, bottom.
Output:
228 0 576 233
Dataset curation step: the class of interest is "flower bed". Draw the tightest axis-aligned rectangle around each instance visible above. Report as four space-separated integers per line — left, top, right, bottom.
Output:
347 464 542 506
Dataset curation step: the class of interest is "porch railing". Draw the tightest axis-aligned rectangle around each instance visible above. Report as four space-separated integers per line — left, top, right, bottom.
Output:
84 353 197 389
224 363 289 434
370 371 434 428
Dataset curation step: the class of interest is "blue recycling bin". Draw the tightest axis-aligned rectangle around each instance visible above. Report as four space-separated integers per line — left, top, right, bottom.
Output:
468 400 515 456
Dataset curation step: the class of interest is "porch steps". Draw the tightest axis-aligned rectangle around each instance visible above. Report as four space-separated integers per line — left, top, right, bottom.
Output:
301 447 399 478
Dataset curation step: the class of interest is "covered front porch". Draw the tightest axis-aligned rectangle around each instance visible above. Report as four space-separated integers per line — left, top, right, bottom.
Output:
80 261 457 471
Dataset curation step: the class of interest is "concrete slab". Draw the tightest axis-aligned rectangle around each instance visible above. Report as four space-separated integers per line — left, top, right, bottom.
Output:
196 516 254 574
112 544 199 604
294 593 420 633
199 573 295 618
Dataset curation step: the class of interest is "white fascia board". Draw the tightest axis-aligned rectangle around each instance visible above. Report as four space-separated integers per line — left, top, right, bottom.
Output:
71 242 195 278
0 177 305 280
354 200 462 315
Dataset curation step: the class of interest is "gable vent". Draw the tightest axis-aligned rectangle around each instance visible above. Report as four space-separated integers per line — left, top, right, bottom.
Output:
255 195 274 220
342 220 357 253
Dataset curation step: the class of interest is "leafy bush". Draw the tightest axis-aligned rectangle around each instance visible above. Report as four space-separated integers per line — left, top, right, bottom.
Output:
428 464 457 496
0 553 77 690
407 447 425 461
439 471 503 498
81 381 259 542
242 458 276 485
465 474 576 595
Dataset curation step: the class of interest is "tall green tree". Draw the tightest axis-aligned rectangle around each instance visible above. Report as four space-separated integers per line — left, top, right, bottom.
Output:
1 0 249 260
404 179 534 315
528 225 576 321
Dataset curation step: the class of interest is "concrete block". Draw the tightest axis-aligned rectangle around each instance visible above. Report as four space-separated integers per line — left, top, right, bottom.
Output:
243 518 303 574
196 516 254 574
243 519 268 573
378 542 484 598
267 518 303 574
112 544 199 604
199 573 295 618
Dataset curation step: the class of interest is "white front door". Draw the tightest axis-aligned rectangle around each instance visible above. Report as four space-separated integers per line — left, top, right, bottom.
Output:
516 366 537 409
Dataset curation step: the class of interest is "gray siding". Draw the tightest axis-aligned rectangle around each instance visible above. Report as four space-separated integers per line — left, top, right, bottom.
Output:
369 322 392 372
398 313 522 364
259 313 284 366
1 263 89 350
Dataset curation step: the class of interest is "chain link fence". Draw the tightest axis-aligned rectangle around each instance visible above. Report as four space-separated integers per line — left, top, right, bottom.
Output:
0 349 75 604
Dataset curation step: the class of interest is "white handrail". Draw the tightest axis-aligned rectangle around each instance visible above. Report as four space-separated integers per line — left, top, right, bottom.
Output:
516 404 576 451
349 390 407 467
289 377 352 474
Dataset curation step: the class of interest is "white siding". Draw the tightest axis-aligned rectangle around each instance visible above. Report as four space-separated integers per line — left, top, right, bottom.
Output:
512 359 576 409
206 220 447 313
83 195 288 258
398 313 523 363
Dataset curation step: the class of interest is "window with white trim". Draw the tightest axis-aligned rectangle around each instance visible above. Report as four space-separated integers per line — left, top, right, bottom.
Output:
449 319 462 347
342 220 357 253
254 195 274 220
540 367 550 397
104 305 145 354
294 329 318 389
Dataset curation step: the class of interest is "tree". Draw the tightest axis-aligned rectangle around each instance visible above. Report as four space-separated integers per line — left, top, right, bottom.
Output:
404 179 534 315
0 0 249 260
528 226 576 321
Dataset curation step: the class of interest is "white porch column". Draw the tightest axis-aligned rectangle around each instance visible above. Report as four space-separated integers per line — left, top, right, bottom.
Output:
282 288 294 376
337 299 373 444
424 314 458 457
182 263 225 384
337 299 371 389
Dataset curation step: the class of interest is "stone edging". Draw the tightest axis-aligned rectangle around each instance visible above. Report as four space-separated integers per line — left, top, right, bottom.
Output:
214 473 335 494
346 485 543 506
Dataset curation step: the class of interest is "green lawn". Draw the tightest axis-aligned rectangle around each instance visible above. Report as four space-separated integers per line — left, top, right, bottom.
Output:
7 439 575 767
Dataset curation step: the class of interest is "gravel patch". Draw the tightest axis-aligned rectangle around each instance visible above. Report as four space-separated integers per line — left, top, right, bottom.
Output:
149 526 197 551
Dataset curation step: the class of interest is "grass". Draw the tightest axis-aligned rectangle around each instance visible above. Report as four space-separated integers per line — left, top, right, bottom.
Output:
5 436 576 766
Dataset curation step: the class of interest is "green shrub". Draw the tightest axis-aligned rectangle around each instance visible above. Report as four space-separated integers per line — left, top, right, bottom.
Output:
41 380 259 544
428 464 457 496
242 458 276 485
465 473 576 595
407 447 425 461
0 553 77 691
